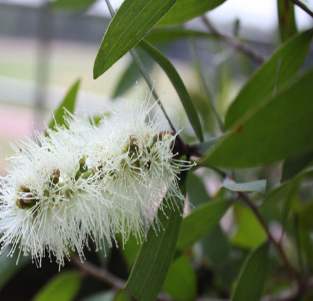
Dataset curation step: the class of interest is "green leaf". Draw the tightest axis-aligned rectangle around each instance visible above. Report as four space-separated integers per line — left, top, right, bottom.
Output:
146 28 213 44
177 192 230 250
186 172 209 206
49 79 80 130
225 30 313 129
232 204 267 249
277 0 297 42
159 0 227 25
126 198 183 301
202 69 313 168
163 256 197 301
282 151 313 181
0 252 29 289
112 53 154 98
93 0 176 78
33 271 81 301
140 40 203 141
223 178 267 193
232 243 269 301
52 0 95 10
203 225 230 266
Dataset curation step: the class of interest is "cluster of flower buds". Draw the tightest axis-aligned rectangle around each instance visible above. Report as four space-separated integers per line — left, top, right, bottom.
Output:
0 102 192 266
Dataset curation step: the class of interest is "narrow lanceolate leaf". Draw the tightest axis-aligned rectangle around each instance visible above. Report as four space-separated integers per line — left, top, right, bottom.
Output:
93 0 176 78
33 271 81 301
52 0 95 10
223 178 267 193
126 199 183 301
232 243 269 301
140 40 203 141
225 29 313 129
177 193 230 250
202 69 313 168
49 79 80 130
159 0 227 25
146 28 213 44
277 0 297 42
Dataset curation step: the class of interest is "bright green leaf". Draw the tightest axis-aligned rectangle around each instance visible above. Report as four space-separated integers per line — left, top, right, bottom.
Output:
52 0 95 10
93 0 176 78
232 204 267 249
202 69 313 168
277 0 297 42
126 198 183 301
49 79 80 130
223 178 267 193
140 40 203 141
177 192 230 250
225 30 313 129
232 243 269 301
33 271 81 301
159 0 227 25
163 256 197 301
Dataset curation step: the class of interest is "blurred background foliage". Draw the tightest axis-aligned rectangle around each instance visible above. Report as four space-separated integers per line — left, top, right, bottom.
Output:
0 0 313 300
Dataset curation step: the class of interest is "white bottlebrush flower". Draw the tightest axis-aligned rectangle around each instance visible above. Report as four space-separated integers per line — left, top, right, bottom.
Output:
78 102 193 244
0 132 113 266
0 100 193 266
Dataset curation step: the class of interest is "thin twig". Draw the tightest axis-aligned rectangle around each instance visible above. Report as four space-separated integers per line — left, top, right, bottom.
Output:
72 256 172 301
292 0 313 18
189 38 225 132
201 15 265 64
237 191 300 281
103 0 177 135
72 256 124 290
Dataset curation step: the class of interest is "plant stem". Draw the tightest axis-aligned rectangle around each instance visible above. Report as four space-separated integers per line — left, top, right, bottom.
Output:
291 0 313 18
201 15 265 64
103 0 177 134
189 38 225 132
237 191 300 280
72 256 171 301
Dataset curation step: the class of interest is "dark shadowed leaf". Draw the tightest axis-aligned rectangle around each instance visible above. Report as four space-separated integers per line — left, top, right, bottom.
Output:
0 252 29 289
282 151 313 181
177 192 230 250
186 172 209 206
48 79 80 130
159 0 227 25
52 0 95 10
232 243 269 301
126 198 183 301
277 0 297 42
202 69 313 168
140 40 203 141
93 0 175 78
163 256 197 301
225 30 313 129
33 271 81 301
